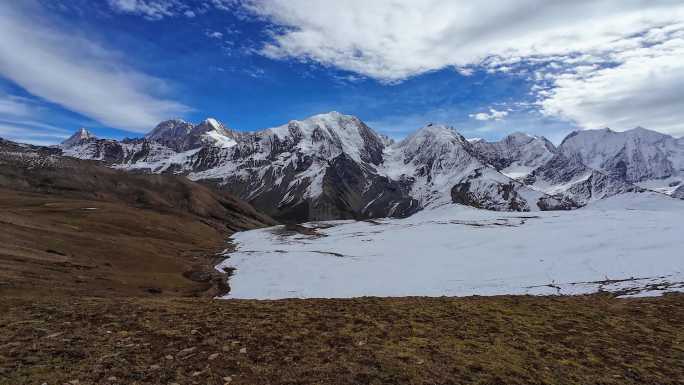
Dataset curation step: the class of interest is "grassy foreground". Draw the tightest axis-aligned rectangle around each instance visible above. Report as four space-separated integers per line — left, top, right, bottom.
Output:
2 294 683 385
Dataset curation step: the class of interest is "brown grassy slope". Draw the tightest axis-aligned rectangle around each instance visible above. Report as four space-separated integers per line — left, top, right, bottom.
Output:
1 294 683 385
0 139 275 297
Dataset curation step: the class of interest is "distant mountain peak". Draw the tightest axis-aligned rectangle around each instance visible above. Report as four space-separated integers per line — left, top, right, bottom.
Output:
410 123 459 137
61 128 96 148
560 126 683 183
203 117 223 130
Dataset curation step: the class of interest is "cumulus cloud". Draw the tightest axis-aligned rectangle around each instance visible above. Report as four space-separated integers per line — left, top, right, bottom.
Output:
243 1 682 80
470 109 509 121
0 1 190 133
241 0 684 135
539 28 684 135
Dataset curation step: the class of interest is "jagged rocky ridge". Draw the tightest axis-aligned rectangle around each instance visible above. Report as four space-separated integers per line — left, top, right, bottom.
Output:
58 113 680 221
473 132 642 206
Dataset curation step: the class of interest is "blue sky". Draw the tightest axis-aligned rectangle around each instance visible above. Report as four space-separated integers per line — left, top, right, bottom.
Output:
1 1 683 145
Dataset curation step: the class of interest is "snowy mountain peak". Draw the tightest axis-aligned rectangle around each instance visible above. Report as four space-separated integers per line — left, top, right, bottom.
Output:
145 118 237 151
204 117 222 130
146 119 194 140
560 126 684 185
267 111 386 164
623 126 672 142
504 132 535 143
61 128 96 148
472 132 557 180
403 124 467 145
392 124 473 172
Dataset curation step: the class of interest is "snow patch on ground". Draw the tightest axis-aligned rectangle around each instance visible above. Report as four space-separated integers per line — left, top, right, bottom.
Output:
217 192 684 299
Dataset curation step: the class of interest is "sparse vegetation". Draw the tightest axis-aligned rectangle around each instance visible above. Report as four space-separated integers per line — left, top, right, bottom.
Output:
2 294 684 385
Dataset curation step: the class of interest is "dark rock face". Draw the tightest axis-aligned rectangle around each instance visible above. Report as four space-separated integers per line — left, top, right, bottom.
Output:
318 153 419 220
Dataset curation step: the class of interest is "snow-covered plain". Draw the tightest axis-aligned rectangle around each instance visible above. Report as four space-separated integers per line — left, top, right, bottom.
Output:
217 193 684 299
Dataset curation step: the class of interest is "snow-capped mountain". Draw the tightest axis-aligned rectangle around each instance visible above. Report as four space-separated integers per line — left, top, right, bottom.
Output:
146 118 238 151
59 113 677 220
61 128 96 148
380 125 566 211
473 132 641 205
473 132 556 179
559 127 684 196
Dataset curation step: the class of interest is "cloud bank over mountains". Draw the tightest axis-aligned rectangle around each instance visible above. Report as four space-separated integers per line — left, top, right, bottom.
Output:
243 0 684 135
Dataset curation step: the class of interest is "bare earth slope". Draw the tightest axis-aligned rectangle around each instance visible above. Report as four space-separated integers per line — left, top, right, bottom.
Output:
0 138 275 297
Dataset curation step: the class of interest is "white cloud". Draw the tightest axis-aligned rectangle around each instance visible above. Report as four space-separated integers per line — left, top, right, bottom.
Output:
0 2 190 133
244 1 683 81
539 31 684 136
0 95 32 117
470 109 509 121
0 123 70 146
242 0 684 135
107 0 181 20
0 94 71 144
207 31 224 39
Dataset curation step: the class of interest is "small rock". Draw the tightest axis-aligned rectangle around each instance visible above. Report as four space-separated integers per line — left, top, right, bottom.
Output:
150 364 161 370
146 287 162 294
165 355 174 360
191 371 203 377
221 345 231 352
208 353 219 360
177 347 196 356
107 376 117 381
239 347 247 354
45 332 64 339
356 340 366 346
190 329 199 335
223 376 233 384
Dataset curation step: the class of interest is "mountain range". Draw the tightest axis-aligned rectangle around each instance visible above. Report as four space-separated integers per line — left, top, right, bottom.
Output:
58 112 683 221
